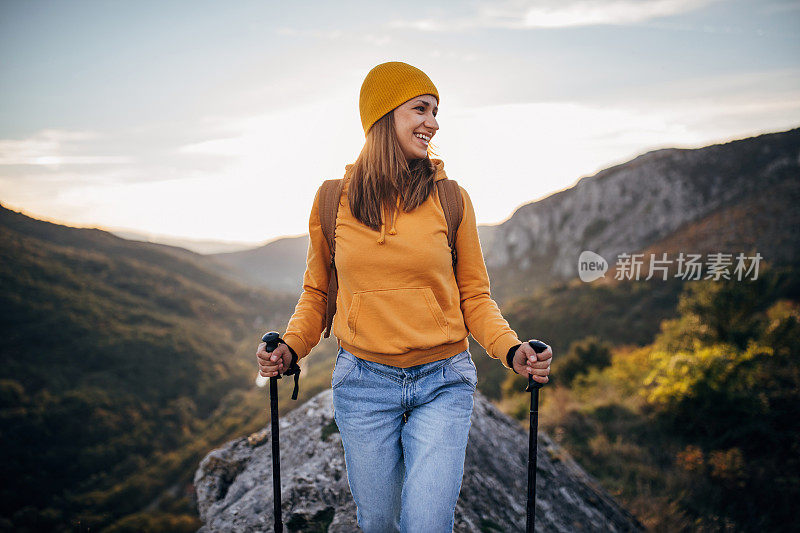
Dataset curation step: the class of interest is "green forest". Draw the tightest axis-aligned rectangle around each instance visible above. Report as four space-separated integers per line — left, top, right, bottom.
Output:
0 205 301 532
497 265 799 531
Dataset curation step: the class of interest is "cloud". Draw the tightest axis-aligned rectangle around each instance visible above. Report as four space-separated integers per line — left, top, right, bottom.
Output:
0 120 243 185
429 50 479 62
389 0 720 31
363 33 391 46
518 0 721 28
760 1 800 15
0 90 367 242
274 26 389 45
176 137 245 157
0 129 132 166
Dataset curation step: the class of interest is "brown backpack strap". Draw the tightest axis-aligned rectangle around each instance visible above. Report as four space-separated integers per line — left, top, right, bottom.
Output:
319 179 344 338
436 179 463 269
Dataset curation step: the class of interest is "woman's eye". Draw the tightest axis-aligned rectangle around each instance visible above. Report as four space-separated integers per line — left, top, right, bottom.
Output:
414 106 425 112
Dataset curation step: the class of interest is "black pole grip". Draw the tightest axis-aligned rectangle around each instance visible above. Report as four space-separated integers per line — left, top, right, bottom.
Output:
262 331 281 351
525 340 548 392
262 331 301 401
262 331 283 380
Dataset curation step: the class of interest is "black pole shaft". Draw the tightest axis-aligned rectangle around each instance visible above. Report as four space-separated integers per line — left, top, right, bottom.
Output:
526 377 540 533
269 375 282 533
524 340 548 533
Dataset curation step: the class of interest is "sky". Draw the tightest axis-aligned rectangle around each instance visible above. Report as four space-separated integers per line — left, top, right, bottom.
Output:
1 0 799 247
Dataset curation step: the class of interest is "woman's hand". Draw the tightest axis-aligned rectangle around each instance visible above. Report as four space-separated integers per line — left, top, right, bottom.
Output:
512 341 552 383
256 342 294 377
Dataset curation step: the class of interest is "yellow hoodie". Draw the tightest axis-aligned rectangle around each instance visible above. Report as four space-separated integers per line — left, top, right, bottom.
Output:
283 159 521 368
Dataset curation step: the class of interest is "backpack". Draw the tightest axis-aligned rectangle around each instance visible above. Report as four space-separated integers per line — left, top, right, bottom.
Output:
318 178 463 338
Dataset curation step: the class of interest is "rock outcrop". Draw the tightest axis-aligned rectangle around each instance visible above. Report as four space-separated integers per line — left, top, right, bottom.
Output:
195 389 643 532
485 127 800 302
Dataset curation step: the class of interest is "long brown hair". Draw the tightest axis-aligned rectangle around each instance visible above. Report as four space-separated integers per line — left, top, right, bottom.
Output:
346 111 438 231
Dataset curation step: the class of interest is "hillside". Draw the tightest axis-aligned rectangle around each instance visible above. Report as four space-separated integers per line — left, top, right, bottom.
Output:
486 126 800 303
507 265 800 531
110 229 257 255
0 205 297 531
212 234 310 294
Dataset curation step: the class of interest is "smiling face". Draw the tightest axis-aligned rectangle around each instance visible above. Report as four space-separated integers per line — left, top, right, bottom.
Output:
392 94 439 161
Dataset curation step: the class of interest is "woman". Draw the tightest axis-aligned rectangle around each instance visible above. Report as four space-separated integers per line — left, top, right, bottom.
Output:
256 61 552 533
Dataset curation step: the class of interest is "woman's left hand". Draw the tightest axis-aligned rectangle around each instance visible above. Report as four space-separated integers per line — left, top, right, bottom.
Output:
512 341 552 383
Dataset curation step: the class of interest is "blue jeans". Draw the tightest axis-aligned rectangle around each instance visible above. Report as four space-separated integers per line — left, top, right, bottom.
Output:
331 346 477 533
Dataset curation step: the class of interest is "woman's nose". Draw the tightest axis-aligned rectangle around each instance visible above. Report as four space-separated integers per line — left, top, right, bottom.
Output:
425 114 439 131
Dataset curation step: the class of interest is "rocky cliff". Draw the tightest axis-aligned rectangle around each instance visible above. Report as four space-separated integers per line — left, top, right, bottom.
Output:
485 127 800 302
195 389 643 532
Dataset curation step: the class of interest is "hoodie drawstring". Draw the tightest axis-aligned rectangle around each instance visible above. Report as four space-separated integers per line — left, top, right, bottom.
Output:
389 196 399 235
376 196 401 244
378 222 386 244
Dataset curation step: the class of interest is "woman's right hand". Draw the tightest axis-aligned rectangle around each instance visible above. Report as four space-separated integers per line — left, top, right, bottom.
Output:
256 342 294 377
512 341 552 383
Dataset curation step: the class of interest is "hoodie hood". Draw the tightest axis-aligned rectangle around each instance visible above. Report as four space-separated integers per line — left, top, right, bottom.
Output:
342 158 447 244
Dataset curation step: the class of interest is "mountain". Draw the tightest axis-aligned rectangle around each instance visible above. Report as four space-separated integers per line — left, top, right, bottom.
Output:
485 127 800 303
0 204 298 531
213 235 311 294
110 229 259 255
195 389 644 532
211 127 800 306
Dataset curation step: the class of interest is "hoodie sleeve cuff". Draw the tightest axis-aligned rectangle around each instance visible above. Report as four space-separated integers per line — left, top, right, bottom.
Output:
284 343 298 367
282 333 308 360
507 343 522 373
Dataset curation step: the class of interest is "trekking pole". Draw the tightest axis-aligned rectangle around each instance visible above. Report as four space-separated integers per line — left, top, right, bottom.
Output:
261 330 305 533
526 340 549 533
261 332 285 533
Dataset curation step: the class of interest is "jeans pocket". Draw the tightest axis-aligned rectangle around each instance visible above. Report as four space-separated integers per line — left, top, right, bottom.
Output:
447 350 478 391
332 348 358 390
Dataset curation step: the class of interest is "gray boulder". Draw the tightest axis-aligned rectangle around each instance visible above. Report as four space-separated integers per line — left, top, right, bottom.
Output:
195 389 643 532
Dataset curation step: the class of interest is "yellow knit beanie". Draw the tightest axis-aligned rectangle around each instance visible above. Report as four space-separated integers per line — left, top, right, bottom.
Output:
359 61 439 135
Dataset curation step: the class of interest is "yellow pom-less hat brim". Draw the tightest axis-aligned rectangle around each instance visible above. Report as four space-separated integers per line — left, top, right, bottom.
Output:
359 61 439 135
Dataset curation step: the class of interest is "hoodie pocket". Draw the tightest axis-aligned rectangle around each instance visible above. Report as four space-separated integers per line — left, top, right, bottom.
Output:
347 287 450 355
